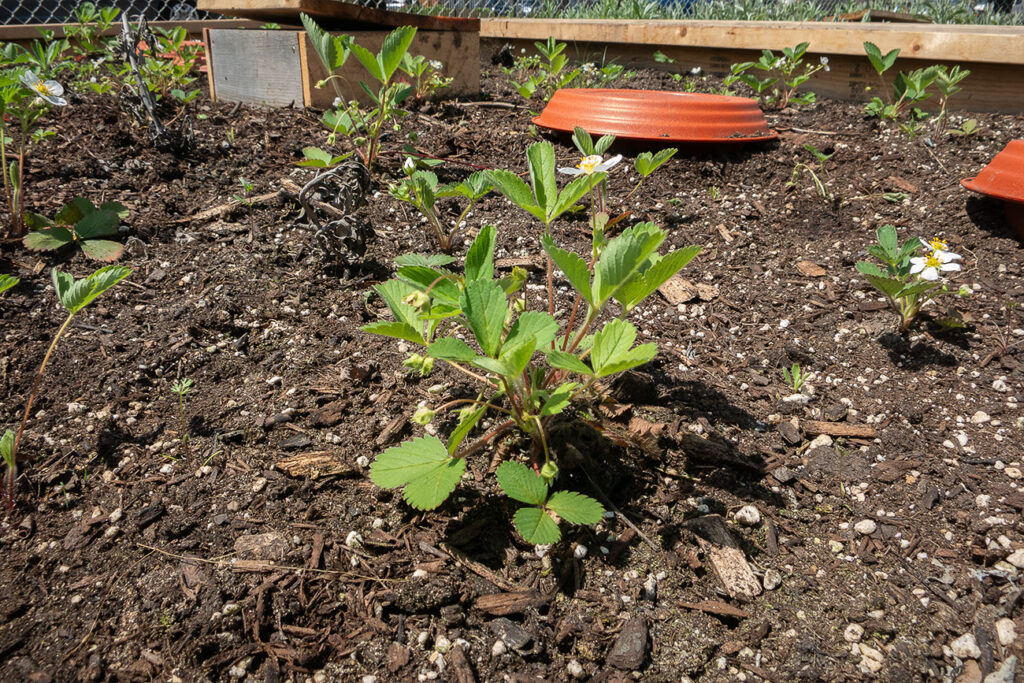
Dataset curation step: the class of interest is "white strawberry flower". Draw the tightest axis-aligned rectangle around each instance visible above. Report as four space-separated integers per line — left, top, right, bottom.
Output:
558 154 622 176
20 70 67 106
926 238 961 263
910 251 961 281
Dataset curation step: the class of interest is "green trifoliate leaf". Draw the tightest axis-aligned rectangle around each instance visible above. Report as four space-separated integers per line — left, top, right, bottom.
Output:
593 222 666 307
0 274 19 295
500 337 536 376
496 460 548 506
513 506 561 545
546 349 594 376
370 435 464 510
394 253 457 268
634 147 677 178
395 266 460 308
546 491 604 525
504 311 558 353
301 146 334 165
539 382 577 416
24 226 74 251
361 321 425 345
74 209 120 239
527 141 557 219
301 12 348 71
80 239 124 262
615 245 702 312
460 279 507 358
375 279 425 329
591 319 657 377
487 170 544 222
52 265 131 315
428 337 477 363
552 173 598 221
863 274 904 300
542 234 593 306
465 224 496 282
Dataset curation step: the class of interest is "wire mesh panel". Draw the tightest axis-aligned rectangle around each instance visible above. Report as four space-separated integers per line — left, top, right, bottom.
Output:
1 0 215 25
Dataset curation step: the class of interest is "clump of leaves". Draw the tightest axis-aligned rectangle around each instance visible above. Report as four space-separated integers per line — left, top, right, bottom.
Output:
2 266 130 509
504 37 581 103
170 378 194 455
726 42 827 109
363 210 700 543
23 197 127 261
781 363 810 392
787 143 837 207
856 224 961 330
388 161 494 253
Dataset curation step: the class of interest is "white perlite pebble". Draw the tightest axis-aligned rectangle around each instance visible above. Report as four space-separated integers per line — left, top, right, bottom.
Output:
971 411 991 424
950 633 981 660
1006 549 1024 569
858 644 884 674
995 618 1016 646
491 640 507 656
854 519 877 536
734 505 761 526
808 434 833 449
345 531 363 548
763 569 782 590
844 624 864 643
567 659 585 679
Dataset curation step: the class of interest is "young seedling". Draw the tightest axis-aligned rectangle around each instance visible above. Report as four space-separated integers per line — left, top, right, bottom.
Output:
934 65 970 125
22 197 128 261
856 224 961 331
728 43 827 109
787 143 836 206
170 378 194 455
388 161 494 253
0 274 19 295
949 118 980 137
3 266 130 508
233 176 256 242
398 54 452 101
863 41 900 111
781 363 810 392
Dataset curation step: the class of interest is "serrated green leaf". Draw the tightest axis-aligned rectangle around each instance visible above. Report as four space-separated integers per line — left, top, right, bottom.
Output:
461 279 506 358
552 173 597 221
24 212 51 230
349 42 383 82
375 279 422 329
465 224 496 282
428 337 477 362
572 126 594 155
855 261 886 278
24 227 74 251
99 202 129 219
302 146 334 164
504 311 558 353
512 506 561 544
496 460 548 505
80 239 124 262
0 429 13 464
897 280 941 298
380 25 416 82
540 382 577 416
0 274 18 295
527 141 557 219
594 134 615 155
593 222 666 307
447 399 488 455
865 274 904 299
74 209 120 239
591 319 656 377
470 355 512 377
500 337 536 376
395 266 460 308
546 349 594 376
394 253 457 268
542 234 593 306
370 435 463 510
487 169 543 221
55 197 93 226
361 320 426 345
53 265 131 315
616 245 701 312
546 490 604 524
876 224 898 257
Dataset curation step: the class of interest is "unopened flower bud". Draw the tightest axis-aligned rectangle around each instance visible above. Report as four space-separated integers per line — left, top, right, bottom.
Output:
540 461 559 482
403 290 430 308
412 406 436 425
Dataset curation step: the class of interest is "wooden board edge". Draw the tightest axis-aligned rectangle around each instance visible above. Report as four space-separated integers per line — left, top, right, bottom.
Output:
204 27 217 103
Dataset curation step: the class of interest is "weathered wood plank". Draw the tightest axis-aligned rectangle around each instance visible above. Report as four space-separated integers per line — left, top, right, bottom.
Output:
198 0 479 32
300 29 480 107
480 19 1024 65
207 28 305 106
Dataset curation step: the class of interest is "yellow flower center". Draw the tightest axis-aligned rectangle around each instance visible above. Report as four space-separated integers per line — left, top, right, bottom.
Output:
32 82 54 96
577 155 602 174
928 238 948 252
924 253 942 269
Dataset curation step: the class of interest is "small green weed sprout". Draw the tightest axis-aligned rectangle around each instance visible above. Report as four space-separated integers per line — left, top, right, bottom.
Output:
2 266 130 509
949 118 979 137
505 37 581 102
781 363 810 392
934 65 970 125
388 159 495 253
22 197 127 261
862 42 950 123
728 42 827 109
170 378 194 454
0 274 19 295
856 224 962 330
787 143 836 206
302 13 416 170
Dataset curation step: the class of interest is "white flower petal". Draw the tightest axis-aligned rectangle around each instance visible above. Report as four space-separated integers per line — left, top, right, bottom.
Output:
43 80 64 97
940 262 961 272
909 261 925 274
935 250 961 262
920 266 939 281
596 154 623 172
558 167 583 175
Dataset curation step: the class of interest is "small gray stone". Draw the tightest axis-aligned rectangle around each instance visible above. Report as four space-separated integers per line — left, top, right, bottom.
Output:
607 616 648 670
234 532 289 561
984 656 1017 683
762 569 782 590
995 618 1016 647
777 421 801 445
734 505 761 527
772 466 796 484
854 519 877 536
951 632 981 660
488 618 532 651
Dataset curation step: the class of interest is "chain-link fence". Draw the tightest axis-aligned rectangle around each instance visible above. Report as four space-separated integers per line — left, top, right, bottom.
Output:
1 0 215 25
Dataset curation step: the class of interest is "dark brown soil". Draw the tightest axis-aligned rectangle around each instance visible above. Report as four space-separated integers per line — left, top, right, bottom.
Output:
1 60 1023 683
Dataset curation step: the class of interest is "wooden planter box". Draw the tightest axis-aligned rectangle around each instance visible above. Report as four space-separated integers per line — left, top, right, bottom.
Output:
480 19 1024 114
204 27 479 108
